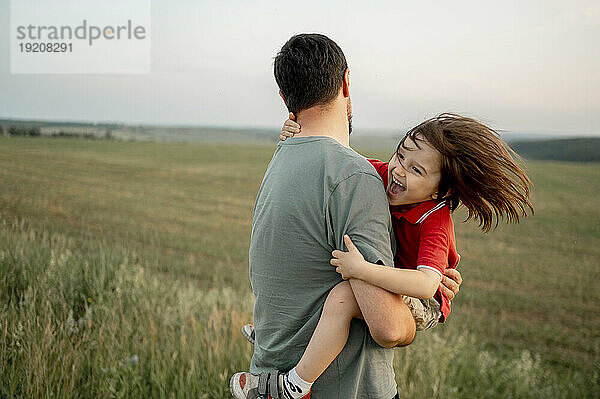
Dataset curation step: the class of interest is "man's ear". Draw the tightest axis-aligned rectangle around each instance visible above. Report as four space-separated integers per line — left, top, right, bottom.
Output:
342 68 350 98
279 90 288 106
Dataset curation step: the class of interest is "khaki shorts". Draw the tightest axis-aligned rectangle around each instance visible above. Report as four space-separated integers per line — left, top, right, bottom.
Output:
403 296 442 331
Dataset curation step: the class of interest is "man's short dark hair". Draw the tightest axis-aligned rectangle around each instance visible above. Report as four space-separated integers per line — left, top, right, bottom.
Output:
274 33 348 114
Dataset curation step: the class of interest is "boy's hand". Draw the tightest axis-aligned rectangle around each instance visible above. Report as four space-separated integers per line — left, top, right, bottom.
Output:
280 112 301 141
330 235 368 280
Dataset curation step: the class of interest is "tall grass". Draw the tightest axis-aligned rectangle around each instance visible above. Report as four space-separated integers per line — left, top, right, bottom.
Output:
0 219 251 398
1 218 597 398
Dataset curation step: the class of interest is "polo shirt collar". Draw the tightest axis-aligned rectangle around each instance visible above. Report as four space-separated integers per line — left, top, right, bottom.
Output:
390 200 447 224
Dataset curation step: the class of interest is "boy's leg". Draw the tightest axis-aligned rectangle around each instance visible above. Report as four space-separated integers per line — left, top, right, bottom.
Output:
231 281 360 399
294 280 362 383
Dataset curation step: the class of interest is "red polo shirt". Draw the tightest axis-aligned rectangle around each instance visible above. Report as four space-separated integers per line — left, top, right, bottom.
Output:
368 159 460 322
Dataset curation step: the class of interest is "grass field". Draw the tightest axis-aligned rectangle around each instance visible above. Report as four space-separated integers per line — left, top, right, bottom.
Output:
0 137 599 398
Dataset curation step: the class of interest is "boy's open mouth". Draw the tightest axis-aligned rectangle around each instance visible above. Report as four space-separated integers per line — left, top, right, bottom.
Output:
388 175 406 196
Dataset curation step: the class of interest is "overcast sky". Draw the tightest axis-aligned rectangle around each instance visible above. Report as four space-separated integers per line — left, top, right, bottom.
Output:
1 0 599 136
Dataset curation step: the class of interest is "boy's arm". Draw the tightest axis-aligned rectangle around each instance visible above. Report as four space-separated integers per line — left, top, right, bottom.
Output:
362 266 441 299
332 235 442 299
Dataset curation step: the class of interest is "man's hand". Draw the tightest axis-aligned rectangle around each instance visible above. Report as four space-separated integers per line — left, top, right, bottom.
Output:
330 235 369 280
280 112 300 141
440 268 462 301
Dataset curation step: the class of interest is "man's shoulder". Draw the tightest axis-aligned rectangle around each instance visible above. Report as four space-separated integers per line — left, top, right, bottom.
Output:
367 159 388 181
320 140 382 184
332 142 380 172
279 136 383 188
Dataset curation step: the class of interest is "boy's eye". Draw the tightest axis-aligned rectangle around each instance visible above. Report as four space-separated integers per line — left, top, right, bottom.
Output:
412 166 422 175
397 152 405 160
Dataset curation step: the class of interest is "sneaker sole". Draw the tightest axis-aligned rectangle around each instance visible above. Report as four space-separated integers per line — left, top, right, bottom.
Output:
241 324 255 345
229 372 244 398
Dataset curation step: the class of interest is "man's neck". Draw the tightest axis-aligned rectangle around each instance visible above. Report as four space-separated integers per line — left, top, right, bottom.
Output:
292 103 350 147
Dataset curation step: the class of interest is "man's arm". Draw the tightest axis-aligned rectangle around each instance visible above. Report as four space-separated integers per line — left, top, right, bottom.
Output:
349 279 416 347
440 268 462 300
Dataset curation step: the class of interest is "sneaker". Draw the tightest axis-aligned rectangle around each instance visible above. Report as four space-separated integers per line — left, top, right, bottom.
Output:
230 370 310 399
241 324 255 345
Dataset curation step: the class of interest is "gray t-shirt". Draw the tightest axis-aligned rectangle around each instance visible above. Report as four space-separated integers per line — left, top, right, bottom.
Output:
249 136 396 399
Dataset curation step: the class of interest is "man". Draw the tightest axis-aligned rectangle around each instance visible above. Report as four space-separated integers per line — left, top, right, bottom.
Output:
231 33 461 399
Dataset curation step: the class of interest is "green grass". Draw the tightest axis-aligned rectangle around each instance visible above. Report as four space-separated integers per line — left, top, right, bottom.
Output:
0 137 598 398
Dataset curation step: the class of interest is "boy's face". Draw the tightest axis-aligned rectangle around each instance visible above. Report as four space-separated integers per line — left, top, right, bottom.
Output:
386 134 442 208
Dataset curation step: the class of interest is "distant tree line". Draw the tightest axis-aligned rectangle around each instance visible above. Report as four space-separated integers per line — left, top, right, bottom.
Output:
1 125 116 140
512 138 600 163
50 131 98 139
1 126 41 137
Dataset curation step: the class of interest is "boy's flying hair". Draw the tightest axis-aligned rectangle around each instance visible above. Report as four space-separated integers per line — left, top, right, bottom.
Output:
398 113 533 232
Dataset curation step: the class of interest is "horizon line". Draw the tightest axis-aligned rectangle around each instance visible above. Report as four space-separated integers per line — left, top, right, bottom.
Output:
0 115 597 138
